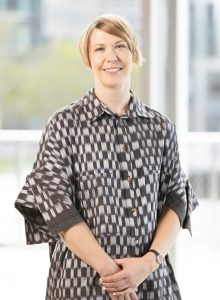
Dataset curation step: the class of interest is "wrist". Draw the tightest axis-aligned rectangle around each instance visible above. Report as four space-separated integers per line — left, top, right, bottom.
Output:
142 252 159 273
97 257 121 277
148 249 164 265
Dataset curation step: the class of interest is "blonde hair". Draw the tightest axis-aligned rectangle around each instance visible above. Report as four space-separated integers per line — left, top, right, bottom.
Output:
79 14 144 67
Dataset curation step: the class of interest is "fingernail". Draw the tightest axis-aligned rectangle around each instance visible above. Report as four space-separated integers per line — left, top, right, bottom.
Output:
99 278 102 284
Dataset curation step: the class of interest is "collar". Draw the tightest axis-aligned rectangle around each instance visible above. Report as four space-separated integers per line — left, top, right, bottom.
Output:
84 88 154 123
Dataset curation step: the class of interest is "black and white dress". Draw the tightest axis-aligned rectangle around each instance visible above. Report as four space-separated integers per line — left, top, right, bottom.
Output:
15 89 198 300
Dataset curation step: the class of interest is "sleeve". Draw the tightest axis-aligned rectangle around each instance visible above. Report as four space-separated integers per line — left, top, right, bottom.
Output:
159 122 199 234
15 116 84 245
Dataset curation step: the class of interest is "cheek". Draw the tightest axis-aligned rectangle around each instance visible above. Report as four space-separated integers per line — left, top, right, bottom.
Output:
120 51 133 66
124 54 133 71
90 53 103 69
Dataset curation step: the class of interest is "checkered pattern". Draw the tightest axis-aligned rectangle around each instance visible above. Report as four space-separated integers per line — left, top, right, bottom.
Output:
15 89 198 299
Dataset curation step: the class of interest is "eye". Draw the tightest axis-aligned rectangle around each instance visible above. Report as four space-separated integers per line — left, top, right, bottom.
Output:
116 43 127 49
94 47 105 52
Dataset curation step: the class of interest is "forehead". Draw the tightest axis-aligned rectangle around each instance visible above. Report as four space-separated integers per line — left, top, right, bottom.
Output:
89 29 125 46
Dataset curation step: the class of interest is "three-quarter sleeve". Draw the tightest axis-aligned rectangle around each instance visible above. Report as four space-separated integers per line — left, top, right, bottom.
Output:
160 122 198 234
15 116 84 244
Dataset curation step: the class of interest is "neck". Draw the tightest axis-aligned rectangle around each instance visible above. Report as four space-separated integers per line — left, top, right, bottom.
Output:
94 82 131 116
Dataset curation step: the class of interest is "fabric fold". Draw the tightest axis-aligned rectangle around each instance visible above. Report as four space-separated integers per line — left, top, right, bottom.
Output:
15 116 84 244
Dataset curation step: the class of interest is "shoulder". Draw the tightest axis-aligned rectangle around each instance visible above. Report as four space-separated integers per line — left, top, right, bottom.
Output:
140 102 176 133
140 105 179 151
45 92 90 131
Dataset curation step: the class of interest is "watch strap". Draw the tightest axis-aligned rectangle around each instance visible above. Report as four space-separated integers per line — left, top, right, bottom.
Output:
148 249 163 264
148 249 160 256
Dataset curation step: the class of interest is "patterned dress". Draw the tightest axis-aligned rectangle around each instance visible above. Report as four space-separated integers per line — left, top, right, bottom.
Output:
15 89 198 299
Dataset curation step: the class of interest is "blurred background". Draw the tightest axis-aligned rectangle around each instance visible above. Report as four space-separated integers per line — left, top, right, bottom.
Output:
0 0 219 299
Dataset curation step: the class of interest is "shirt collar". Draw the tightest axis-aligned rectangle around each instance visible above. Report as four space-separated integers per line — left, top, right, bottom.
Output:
128 91 155 119
84 88 154 123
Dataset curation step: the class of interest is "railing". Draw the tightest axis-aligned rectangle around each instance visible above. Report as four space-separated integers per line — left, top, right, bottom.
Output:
0 130 219 245
0 130 219 300
0 130 42 142
1 130 220 200
184 132 220 200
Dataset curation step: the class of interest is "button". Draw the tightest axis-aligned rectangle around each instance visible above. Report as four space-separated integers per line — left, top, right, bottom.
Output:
134 239 139 245
123 144 129 151
127 176 132 181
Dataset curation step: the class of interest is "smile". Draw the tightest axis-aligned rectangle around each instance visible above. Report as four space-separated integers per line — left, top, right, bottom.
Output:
103 67 123 73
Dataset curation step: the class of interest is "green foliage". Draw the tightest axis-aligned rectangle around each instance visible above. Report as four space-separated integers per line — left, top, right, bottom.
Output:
0 42 141 129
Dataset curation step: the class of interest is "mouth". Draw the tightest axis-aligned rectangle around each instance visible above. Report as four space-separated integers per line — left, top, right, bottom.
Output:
103 67 123 73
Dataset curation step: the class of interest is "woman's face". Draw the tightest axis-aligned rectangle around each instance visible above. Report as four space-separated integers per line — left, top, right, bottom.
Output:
89 28 133 90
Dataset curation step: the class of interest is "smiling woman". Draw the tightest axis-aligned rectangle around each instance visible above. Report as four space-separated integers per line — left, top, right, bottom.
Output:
79 14 144 116
88 29 133 105
79 14 144 67
15 14 198 300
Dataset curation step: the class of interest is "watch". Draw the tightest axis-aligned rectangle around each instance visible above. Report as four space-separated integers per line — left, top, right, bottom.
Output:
148 249 163 264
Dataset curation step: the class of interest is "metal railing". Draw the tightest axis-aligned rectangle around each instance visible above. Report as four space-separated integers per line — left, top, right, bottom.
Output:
1 129 220 200
0 129 219 245
185 132 220 200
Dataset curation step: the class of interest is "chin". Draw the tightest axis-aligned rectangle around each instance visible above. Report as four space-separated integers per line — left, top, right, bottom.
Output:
104 83 122 89
103 79 127 89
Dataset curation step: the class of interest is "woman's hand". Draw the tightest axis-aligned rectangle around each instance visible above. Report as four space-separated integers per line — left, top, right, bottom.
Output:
99 268 138 299
109 288 138 300
101 255 157 294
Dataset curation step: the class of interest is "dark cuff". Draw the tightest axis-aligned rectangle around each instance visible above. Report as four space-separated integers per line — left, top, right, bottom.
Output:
47 208 84 235
163 191 187 226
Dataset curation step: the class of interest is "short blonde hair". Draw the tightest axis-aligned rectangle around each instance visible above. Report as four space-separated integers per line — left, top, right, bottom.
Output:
79 14 144 67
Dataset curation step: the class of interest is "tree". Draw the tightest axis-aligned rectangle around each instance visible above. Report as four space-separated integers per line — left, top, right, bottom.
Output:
0 41 141 129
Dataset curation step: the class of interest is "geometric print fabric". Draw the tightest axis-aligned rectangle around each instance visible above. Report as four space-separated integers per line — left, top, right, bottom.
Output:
15 88 198 299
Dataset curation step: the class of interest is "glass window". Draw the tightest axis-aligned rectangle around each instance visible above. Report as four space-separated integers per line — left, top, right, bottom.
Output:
0 2 142 299
0 0 142 130
189 0 220 131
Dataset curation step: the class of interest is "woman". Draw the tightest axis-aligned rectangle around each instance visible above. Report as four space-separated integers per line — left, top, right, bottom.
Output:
15 14 198 300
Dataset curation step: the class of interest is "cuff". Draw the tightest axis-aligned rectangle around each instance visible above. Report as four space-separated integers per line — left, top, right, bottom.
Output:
163 191 187 227
47 208 84 235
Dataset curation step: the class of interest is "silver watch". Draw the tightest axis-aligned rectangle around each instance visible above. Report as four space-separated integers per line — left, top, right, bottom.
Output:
148 249 163 264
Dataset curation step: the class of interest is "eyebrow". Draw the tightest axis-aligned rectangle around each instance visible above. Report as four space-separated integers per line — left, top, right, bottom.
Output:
92 40 126 48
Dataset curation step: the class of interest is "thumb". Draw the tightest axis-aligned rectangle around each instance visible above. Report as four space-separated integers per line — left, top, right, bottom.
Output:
114 258 126 266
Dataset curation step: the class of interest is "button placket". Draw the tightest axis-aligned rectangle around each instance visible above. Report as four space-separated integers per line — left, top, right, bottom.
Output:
115 116 137 251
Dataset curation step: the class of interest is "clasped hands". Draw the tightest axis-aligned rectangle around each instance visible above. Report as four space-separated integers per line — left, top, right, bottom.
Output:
100 255 156 300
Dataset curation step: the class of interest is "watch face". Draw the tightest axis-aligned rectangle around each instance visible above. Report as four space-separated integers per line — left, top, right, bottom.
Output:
157 254 163 264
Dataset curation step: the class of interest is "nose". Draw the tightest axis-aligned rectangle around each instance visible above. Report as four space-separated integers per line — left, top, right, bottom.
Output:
106 48 118 62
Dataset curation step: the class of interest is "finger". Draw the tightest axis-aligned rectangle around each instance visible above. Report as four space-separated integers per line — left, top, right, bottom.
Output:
113 288 136 297
125 294 131 300
130 291 138 300
105 284 130 294
103 279 126 288
103 279 128 292
102 270 127 283
110 292 124 300
114 258 126 265
109 293 117 300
